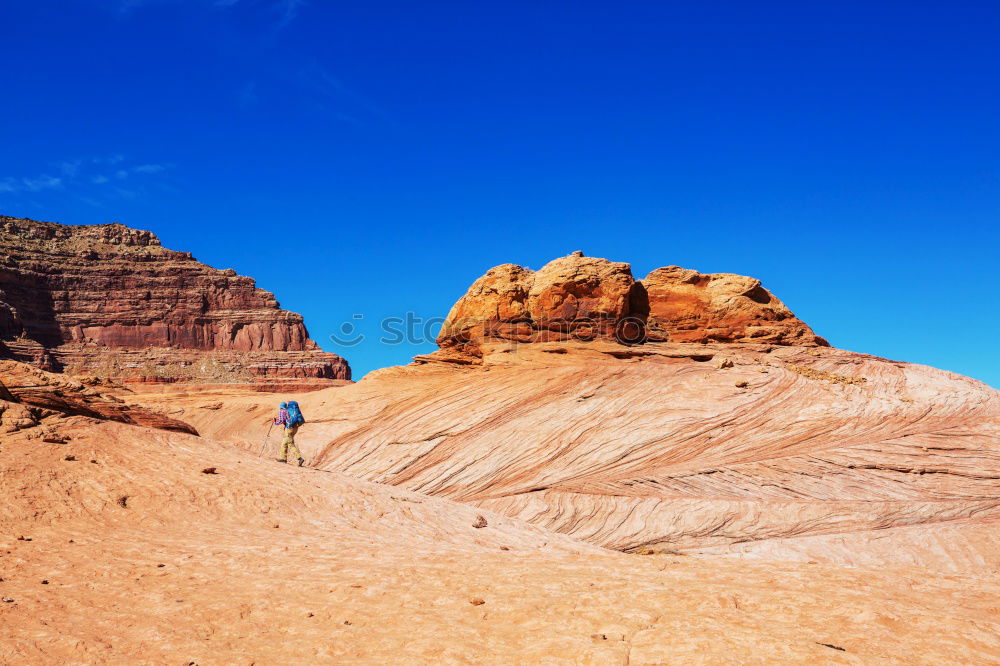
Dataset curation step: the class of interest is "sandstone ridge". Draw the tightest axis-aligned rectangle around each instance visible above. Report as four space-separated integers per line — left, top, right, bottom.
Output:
0 359 196 436
0 216 349 385
161 254 999 574
174 340 1000 573
436 251 827 360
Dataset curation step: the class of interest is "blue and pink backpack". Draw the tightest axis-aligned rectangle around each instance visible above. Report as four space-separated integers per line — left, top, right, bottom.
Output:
285 401 305 427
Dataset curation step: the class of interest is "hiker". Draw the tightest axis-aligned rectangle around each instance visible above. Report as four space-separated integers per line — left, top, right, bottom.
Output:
273 400 306 466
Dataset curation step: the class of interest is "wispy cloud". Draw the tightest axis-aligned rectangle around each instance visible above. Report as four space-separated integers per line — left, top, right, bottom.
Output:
300 63 398 128
93 154 125 166
113 0 307 29
1 156 172 205
86 159 171 184
60 161 82 177
275 0 304 28
237 80 259 108
0 174 64 194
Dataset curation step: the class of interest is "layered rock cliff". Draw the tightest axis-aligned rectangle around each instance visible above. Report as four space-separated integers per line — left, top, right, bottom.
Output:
0 216 349 384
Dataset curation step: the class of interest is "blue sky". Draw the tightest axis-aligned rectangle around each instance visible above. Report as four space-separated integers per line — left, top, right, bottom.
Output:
2 1 998 386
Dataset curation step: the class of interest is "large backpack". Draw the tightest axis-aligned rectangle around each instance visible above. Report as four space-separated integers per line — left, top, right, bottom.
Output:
285 401 305 427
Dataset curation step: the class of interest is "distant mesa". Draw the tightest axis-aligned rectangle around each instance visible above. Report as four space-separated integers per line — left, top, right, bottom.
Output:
0 216 350 387
436 251 827 359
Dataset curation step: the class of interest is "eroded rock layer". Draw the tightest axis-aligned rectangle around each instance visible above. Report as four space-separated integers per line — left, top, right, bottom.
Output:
0 359 196 435
0 216 349 384
170 340 1000 573
436 251 827 357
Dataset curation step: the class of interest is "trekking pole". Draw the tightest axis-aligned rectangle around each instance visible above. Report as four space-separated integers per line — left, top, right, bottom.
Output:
259 422 273 457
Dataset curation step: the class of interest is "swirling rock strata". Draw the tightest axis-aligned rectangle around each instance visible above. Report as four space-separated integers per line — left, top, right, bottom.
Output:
165 252 998 573
151 340 1000 572
323 344 999 571
0 216 349 384
7 394 999 662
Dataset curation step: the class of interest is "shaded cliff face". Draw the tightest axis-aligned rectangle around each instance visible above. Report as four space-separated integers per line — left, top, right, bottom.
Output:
0 216 349 383
436 252 827 358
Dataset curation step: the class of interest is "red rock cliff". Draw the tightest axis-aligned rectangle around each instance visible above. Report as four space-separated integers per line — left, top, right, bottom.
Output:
0 216 350 383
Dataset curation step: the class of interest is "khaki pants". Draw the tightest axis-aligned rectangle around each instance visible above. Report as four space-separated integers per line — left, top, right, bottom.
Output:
279 425 302 461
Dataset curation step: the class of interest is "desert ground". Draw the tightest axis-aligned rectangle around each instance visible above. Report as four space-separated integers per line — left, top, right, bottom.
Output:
4 411 1000 664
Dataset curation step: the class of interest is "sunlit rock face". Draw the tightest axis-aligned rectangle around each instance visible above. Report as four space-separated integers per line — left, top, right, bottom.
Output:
640 265 828 345
436 251 826 358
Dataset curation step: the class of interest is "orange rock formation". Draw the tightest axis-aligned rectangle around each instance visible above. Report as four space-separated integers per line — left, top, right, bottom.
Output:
437 252 827 358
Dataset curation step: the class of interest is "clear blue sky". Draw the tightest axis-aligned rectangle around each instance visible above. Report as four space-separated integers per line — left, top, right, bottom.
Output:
2 1 998 386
